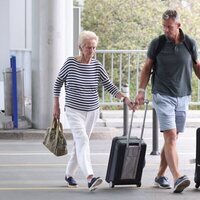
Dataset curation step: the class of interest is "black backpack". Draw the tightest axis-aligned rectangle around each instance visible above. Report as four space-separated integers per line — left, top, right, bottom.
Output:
153 34 197 67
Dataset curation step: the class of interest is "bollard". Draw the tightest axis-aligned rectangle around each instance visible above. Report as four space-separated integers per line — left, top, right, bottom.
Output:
150 108 160 155
122 84 129 136
10 56 18 128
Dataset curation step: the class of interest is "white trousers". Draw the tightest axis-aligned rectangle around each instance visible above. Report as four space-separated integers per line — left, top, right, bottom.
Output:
65 107 99 178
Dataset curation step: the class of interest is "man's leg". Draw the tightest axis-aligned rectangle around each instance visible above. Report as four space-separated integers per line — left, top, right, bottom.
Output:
153 94 190 192
163 129 190 193
163 129 180 180
157 146 168 177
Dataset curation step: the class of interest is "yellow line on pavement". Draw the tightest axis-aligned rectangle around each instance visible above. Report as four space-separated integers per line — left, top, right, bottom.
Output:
0 163 65 167
0 152 109 156
0 163 193 168
0 185 155 191
0 163 107 167
0 187 83 191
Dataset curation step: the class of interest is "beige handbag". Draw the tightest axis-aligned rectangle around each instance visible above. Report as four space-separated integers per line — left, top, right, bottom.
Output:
43 118 67 156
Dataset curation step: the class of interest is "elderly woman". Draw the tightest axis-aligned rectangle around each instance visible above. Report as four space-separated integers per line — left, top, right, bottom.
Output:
53 31 134 191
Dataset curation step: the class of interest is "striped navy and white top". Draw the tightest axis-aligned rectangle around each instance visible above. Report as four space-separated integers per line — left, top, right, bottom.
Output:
53 57 120 111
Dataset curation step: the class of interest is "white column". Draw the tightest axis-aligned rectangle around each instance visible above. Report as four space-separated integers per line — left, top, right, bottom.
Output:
9 0 26 49
32 0 73 128
0 0 9 81
0 0 9 111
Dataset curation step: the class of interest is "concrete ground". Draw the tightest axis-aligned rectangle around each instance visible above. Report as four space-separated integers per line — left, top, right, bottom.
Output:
0 128 199 200
0 109 200 199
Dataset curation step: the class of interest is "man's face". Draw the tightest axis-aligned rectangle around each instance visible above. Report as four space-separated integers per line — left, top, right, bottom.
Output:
162 18 180 40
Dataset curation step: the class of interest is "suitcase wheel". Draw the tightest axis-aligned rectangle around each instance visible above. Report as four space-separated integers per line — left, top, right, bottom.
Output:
195 183 199 189
137 183 141 187
109 182 115 188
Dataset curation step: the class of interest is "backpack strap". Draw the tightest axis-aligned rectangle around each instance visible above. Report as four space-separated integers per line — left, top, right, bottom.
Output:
152 35 166 72
154 35 166 59
153 34 197 64
152 33 196 77
183 35 197 64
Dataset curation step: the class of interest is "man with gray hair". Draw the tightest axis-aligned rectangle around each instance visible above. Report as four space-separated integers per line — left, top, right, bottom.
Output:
135 9 200 193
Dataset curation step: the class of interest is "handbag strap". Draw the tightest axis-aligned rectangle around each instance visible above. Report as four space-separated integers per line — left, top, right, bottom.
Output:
52 118 64 138
52 118 57 129
58 119 63 133
52 118 63 131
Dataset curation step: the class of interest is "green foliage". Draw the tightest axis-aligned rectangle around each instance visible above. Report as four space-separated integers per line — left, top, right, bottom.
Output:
82 0 165 49
82 0 200 109
82 0 200 49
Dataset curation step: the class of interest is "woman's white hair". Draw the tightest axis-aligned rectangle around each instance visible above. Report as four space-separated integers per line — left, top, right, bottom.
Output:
78 31 99 48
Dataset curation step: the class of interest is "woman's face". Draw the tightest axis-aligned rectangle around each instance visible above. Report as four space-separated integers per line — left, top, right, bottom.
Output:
81 39 97 58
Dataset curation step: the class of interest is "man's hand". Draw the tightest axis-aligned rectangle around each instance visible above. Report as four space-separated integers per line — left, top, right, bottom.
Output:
134 91 145 110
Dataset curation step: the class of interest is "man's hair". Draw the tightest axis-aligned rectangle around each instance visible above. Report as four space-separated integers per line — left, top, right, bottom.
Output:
162 10 180 22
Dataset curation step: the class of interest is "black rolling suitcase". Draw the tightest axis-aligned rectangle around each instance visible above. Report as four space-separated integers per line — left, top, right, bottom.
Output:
105 100 148 188
194 128 200 188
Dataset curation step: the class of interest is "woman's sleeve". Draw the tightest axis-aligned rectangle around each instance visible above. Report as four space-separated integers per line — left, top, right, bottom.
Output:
53 59 69 97
99 64 120 97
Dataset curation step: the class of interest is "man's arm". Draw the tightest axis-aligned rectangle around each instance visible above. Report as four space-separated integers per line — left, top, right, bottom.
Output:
193 60 200 79
139 58 153 89
134 57 153 106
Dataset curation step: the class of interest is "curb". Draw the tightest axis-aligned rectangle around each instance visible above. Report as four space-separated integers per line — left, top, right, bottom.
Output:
0 127 120 140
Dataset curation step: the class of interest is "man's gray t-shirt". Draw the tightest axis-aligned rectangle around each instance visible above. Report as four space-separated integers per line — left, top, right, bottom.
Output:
148 30 198 97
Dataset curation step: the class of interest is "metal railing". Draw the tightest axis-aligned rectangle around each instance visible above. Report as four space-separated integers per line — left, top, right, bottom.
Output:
96 49 200 155
95 50 147 106
5 49 200 154
9 49 200 108
96 49 200 106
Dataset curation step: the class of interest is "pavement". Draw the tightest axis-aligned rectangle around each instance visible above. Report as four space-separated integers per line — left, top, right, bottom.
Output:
1 109 200 140
0 109 200 199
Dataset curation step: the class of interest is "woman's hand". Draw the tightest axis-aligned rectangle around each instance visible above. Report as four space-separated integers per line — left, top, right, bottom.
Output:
124 97 136 111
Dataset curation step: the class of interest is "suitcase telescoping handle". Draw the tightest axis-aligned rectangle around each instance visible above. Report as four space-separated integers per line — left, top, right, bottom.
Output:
126 99 149 148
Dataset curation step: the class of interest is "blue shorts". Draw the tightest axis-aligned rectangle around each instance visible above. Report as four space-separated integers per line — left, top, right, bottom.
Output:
152 93 190 133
